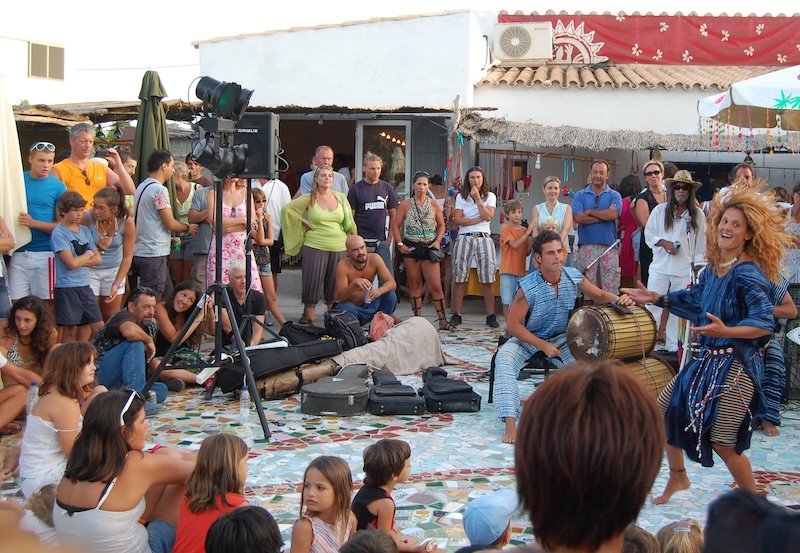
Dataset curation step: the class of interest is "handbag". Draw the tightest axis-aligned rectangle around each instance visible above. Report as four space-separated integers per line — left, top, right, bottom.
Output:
427 247 445 263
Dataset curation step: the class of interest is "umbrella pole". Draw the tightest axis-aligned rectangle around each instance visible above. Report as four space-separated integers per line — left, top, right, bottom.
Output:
142 178 272 441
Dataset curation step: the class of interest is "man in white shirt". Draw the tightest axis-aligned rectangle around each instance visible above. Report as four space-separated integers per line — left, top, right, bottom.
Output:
294 145 349 197
644 170 706 353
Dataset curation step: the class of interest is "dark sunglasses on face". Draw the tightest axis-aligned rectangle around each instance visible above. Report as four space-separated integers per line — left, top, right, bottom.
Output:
30 141 56 153
644 170 661 177
673 184 692 191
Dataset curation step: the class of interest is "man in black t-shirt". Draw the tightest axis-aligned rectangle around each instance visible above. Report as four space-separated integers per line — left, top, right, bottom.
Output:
94 287 168 404
221 261 267 346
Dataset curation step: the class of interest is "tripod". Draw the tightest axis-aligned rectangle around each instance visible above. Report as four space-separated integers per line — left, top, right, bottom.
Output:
143 177 272 440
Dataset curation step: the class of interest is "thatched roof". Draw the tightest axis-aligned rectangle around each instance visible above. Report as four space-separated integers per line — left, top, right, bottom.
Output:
455 110 794 152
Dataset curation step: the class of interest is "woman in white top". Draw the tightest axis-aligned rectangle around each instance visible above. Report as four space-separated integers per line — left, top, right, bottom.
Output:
55 389 195 553
19 342 106 498
448 166 498 329
529 176 573 270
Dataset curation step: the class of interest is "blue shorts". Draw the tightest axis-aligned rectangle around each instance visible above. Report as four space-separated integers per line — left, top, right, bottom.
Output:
147 518 176 553
258 263 273 277
500 274 522 305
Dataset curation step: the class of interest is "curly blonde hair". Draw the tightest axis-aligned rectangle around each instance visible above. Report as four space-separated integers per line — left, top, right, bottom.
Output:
706 180 791 282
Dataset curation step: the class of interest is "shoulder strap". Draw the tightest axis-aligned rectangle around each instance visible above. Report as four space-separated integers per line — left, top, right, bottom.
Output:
134 181 156 224
95 476 118 509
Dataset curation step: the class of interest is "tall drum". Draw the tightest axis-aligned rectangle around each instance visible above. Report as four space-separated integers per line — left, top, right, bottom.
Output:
566 304 656 361
621 356 676 398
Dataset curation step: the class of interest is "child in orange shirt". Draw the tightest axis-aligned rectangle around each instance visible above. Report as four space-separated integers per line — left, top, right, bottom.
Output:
499 200 532 324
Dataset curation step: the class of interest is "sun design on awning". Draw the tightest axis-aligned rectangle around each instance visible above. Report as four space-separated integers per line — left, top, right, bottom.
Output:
552 20 608 64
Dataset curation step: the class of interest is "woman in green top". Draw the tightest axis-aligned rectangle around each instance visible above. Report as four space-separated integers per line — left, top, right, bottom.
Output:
282 165 355 326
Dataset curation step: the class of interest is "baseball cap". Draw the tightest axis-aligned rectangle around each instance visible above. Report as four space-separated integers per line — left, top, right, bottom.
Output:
462 489 519 546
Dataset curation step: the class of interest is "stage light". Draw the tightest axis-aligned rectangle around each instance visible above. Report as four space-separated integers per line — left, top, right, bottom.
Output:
192 134 249 178
195 76 254 122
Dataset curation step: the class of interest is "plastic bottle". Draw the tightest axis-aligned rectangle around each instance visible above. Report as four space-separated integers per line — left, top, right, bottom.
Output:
26 382 39 415
364 288 372 305
240 385 250 426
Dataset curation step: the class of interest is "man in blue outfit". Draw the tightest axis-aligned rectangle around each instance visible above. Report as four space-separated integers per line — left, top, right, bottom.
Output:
334 235 397 325
572 159 623 294
493 231 633 444
9 141 67 307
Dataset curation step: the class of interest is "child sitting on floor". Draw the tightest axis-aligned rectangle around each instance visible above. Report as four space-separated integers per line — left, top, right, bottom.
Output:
351 439 427 553
291 455 356 553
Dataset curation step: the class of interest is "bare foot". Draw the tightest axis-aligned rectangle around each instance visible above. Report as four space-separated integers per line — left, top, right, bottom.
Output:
653 469 691 505
0 445 21 479
502 418 517 444
0 422 22 436
762 420 780 437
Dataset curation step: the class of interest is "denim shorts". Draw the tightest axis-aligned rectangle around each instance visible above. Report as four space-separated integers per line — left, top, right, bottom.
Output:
147 518 176 553
258 263 273 277
500 273 522 305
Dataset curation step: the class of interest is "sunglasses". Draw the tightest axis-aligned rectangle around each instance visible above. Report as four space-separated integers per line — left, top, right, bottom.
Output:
120 388 144 426
644 170 661 177
467 166 483 172
81 169 91 185
672 184 693 191
30 141 56 153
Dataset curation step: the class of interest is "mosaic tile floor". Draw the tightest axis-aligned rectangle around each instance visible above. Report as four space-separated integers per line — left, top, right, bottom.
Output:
3 312 800 550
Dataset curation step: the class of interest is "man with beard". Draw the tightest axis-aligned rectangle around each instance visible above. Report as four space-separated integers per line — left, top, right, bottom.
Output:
644 170 706 353
493 231 634 444
334 235 397 325
93 286 168 412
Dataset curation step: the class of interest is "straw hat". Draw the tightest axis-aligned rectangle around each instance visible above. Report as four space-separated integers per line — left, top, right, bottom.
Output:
665 169 702 189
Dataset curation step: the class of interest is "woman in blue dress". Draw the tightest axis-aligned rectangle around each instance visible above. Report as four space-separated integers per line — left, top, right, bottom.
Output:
623 183 791 505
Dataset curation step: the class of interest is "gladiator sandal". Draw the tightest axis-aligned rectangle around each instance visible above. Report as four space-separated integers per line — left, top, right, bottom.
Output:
409 296 422 317
434 299 458 332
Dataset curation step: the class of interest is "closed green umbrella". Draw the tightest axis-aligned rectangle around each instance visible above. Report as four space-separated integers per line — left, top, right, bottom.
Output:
132 70 174 206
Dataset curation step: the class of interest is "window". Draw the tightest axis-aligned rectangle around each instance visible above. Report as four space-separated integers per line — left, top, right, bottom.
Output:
29 42 64 80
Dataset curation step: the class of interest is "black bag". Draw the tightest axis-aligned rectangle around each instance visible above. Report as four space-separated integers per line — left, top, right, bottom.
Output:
420 367 482 413
324 309 369 351
368 369 426 415
215 341 342 393
428 247 445 263
279 321 331 345
300 366 369 416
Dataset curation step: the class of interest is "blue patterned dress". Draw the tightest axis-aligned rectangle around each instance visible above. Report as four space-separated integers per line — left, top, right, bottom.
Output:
664 262 774 466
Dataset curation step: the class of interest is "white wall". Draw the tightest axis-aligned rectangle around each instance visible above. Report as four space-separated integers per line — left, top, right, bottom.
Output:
475 85 712 135
197 12 485 108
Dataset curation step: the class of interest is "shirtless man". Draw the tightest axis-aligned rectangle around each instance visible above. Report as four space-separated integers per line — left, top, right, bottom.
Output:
334 235 397 325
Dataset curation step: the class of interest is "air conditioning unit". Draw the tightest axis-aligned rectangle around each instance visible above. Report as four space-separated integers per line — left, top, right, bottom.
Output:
494 22 553 63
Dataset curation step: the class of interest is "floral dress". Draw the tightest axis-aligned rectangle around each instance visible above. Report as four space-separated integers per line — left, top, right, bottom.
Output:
206 197 262 291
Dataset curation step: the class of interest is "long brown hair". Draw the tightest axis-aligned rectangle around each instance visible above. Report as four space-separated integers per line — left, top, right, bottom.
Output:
64 389 145 483
5 295 55 364
186 433 248 513
300 456 353 543
706 180 791 281
460 166 489 201
39 342 96 400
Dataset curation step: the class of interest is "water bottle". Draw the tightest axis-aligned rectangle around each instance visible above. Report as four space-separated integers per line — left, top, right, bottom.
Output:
239 385 250 426
26 382 39 415
364 287 372 305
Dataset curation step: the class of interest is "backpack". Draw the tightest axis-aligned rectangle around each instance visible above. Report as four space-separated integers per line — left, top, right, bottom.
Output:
324 309 369 351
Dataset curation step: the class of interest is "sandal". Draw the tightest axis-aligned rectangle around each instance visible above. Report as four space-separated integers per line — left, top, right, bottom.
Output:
298 316 316 326
409 296 422 318
434 299 457 332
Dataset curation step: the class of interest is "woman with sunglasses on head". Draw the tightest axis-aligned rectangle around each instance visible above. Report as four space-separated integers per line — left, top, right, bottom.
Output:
54 388 195 553
169 161 201 287
391 171 455 331
448 166 498 329
634 160 668 289
19 342 106 499
250 188 286 326
81 185 135 322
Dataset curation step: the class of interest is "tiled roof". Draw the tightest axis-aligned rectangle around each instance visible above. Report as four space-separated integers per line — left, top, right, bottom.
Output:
476 64 778 91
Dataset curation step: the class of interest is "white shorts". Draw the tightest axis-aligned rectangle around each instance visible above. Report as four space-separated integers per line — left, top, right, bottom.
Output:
89 266 125 297
9 251 55 301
